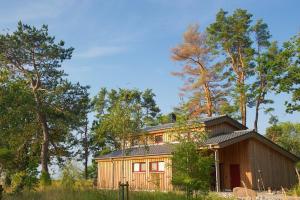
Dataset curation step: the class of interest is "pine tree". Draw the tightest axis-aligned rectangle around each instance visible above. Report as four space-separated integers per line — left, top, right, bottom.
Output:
0 22 89 184
207 9 254 126
249 20 278 131
171 24 228 118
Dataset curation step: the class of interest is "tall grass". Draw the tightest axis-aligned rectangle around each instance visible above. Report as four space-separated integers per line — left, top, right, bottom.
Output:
3 181 233 200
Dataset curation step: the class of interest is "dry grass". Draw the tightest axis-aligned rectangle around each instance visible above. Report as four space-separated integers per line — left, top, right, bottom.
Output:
2 182 233 200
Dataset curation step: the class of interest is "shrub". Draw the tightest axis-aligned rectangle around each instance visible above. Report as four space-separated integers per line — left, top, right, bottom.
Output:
61 161 81 189
40 171 52 186
11 168 39 193
170 120 213 199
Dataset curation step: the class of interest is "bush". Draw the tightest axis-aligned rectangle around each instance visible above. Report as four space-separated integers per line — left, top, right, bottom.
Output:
289 184 300 196
40 171 52 186
61 161 81 189
11 172 25 193
11 168 39 193
172 141 213 198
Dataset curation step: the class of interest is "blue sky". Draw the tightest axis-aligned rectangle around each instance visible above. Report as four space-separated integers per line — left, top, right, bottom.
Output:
1 0 300 134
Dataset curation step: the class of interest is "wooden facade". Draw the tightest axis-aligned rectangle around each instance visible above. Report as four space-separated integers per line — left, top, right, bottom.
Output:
249 138 297 189
97 155 173 191
218 139 253 190
95 116 299 191
215 137 298 190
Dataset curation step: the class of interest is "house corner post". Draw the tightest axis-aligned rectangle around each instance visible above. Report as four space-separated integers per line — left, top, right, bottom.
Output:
214 149 220 192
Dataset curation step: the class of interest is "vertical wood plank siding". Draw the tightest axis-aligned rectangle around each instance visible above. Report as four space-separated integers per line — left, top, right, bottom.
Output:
219 140 252 190
207 123 240 137
97 156 173 191
249 138 297 190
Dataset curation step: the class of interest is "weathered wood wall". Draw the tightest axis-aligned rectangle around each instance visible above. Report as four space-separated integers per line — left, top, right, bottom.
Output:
97 156 173 191
248 138 297 190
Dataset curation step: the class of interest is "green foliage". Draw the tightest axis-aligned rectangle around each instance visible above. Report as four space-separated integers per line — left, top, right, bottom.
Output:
170 121 213 198
296 162 300 171
85 163 97 180
266 122 300 156
61 161 80 189
219 102 240 121
92 88 160 152
172 142 213 197
11 166 39 193
11 172 26 193
40 172 52 187
0 148 14 169
0 22 90 180
274 33 300 113
141 89 161 125
248 20 278 130
289 184 300 197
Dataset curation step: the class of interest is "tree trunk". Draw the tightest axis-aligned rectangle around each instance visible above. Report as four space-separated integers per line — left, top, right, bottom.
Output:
238 73 246 126
33 92 50 176
254 100 260 132
242 95 247 126
203 83 213 117
84 118 88 180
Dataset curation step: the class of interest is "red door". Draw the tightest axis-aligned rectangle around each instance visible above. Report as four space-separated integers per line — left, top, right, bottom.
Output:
230 164 241 189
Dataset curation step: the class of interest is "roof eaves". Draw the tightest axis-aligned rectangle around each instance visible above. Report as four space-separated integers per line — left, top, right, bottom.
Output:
94 152 172 160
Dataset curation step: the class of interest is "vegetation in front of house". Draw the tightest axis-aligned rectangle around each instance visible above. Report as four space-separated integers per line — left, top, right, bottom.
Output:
170 120 213 198
3 185 234 200
288 162 300 197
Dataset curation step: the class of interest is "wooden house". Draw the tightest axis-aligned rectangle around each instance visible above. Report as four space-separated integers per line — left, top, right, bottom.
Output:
94 115 299 191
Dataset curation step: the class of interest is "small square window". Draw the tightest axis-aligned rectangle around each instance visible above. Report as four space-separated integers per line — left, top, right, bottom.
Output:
150 162 158 171
141 163 146 171
158 162 165 171
154 135 163 144
133 163 140 172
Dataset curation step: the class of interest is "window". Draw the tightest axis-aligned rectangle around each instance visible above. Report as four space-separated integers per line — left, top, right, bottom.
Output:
131 137 139 146
150 161 165 172
154 135 163 144
132 162 146 172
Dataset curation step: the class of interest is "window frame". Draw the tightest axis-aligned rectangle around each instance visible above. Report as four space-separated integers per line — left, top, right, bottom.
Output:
154 134 163 144
149 161 165 172
132 162 146 173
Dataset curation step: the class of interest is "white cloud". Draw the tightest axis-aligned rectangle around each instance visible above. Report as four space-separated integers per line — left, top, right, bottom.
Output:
76 46 127 58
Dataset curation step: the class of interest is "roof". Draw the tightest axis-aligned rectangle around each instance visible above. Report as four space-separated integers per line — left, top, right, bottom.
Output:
95 129 300 162
206 129 299 162
142 115 246 133
204 129 254 145
95 144 174 160
95 129 252 160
